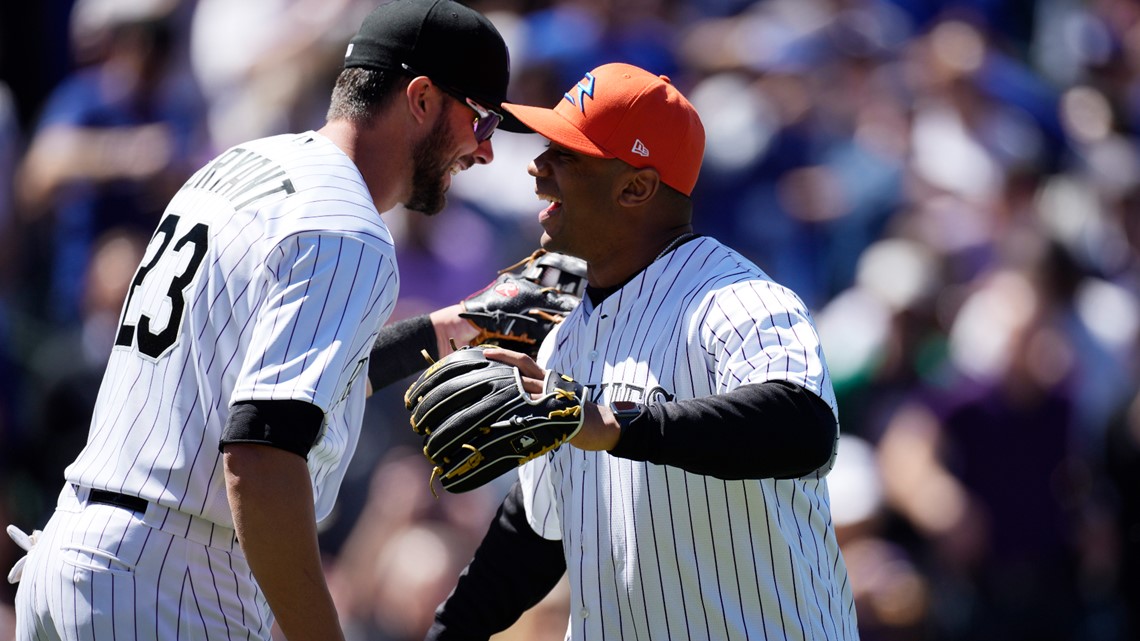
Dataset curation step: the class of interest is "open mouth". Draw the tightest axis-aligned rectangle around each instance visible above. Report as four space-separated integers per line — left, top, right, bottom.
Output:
538 192 562 216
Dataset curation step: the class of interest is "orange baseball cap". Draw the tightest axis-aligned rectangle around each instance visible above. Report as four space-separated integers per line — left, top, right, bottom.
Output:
502 63 706 196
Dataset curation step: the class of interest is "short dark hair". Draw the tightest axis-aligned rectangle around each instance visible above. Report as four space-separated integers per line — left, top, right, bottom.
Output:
326 67 409 124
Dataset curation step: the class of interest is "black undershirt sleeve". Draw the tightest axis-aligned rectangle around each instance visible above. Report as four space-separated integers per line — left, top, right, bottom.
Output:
367 313 439 390
607 380 838 480
219 400 325 459
426 482 566 641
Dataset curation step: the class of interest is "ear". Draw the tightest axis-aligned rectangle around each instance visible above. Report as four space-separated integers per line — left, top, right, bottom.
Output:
405 76 437 125
617 167 660 208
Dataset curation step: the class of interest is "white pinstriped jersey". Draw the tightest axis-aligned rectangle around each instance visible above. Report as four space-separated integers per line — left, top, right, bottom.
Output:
65 130 399 528
520 236 858 641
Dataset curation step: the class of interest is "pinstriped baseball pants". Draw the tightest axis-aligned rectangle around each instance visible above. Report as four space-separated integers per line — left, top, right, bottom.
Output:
14 484 274 640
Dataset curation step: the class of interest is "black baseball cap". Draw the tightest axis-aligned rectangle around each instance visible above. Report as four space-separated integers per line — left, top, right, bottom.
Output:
344 0 526 132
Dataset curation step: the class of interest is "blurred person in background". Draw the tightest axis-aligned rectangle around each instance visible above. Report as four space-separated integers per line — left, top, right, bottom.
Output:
330 446 499 641
830 433 931 641
18 227 147 523
678 0 914 309
874 247 1088 641
189 0 370 151
14 0 205 329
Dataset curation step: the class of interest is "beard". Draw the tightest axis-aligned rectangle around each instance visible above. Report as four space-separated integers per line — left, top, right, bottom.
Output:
404 111 457 216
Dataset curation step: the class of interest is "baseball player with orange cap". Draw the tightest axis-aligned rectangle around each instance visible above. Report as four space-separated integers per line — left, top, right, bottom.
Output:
6 1 522 639
424 62 859 640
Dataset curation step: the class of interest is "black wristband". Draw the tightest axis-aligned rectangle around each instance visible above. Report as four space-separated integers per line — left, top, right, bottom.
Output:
367 314 439 390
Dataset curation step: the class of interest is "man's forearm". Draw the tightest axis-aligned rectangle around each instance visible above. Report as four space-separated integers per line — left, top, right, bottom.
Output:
224 444 344 641
367 306 479 392
428 304 479 356
608 381 838 479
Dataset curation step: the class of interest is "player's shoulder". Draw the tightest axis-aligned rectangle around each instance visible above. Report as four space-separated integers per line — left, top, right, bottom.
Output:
245 132 390 242
677 237 811 314
667 236 772 289
244 131 365 189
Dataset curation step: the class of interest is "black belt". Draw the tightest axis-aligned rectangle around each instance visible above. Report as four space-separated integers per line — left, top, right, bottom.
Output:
88 488 149 513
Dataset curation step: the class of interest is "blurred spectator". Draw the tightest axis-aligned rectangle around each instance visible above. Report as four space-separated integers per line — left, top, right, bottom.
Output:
19 227 146 521
831 434 932 641
329 445 566 641
14 0 204 328
815 235 949 443
680 0 912 308
329 446 505 641
878 262 1086 640
385 203 517 321
189 0 368 151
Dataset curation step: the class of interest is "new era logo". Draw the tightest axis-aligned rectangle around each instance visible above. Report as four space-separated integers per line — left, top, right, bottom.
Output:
631 139 649 157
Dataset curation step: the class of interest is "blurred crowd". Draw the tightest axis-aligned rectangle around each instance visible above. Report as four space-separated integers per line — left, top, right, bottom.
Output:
1 0 1139 639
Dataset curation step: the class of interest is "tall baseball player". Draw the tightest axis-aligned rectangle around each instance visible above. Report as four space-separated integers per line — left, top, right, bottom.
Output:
6 1 520 639
424 63 859 640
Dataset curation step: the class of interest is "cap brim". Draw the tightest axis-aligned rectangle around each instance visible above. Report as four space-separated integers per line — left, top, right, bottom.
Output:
495 108 530 134
500 103 610 157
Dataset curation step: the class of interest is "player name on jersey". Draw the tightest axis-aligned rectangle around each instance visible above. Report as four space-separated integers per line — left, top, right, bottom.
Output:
186 146 296 209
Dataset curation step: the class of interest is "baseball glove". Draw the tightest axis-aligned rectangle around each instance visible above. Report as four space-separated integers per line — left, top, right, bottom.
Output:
459 250 587 357
404 346 586 495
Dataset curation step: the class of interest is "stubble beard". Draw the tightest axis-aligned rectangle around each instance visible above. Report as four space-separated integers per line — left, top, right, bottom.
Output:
405 111 456 216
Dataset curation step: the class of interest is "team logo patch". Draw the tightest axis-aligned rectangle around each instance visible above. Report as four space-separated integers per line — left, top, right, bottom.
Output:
563 72 596 114
494 282 520 297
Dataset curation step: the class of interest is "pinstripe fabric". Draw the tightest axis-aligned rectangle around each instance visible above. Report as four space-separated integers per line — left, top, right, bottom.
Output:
17 485 272 641
16 131 398 639
519 237 858 640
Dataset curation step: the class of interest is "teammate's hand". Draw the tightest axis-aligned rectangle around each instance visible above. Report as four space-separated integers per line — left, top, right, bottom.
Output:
481 347 545 394
459 250 586 358
483 348 621 452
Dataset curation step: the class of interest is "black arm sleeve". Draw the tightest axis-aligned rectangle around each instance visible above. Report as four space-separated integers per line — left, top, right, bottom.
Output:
426 482 566 641
367 314 439 390
607 381 837 480
219 400 324 459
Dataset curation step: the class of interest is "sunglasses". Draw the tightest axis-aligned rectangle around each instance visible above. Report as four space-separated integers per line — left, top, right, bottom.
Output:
401 64 503 142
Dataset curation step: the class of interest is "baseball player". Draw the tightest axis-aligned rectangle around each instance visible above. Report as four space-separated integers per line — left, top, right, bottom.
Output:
6 1 519 639
424 63 860 640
